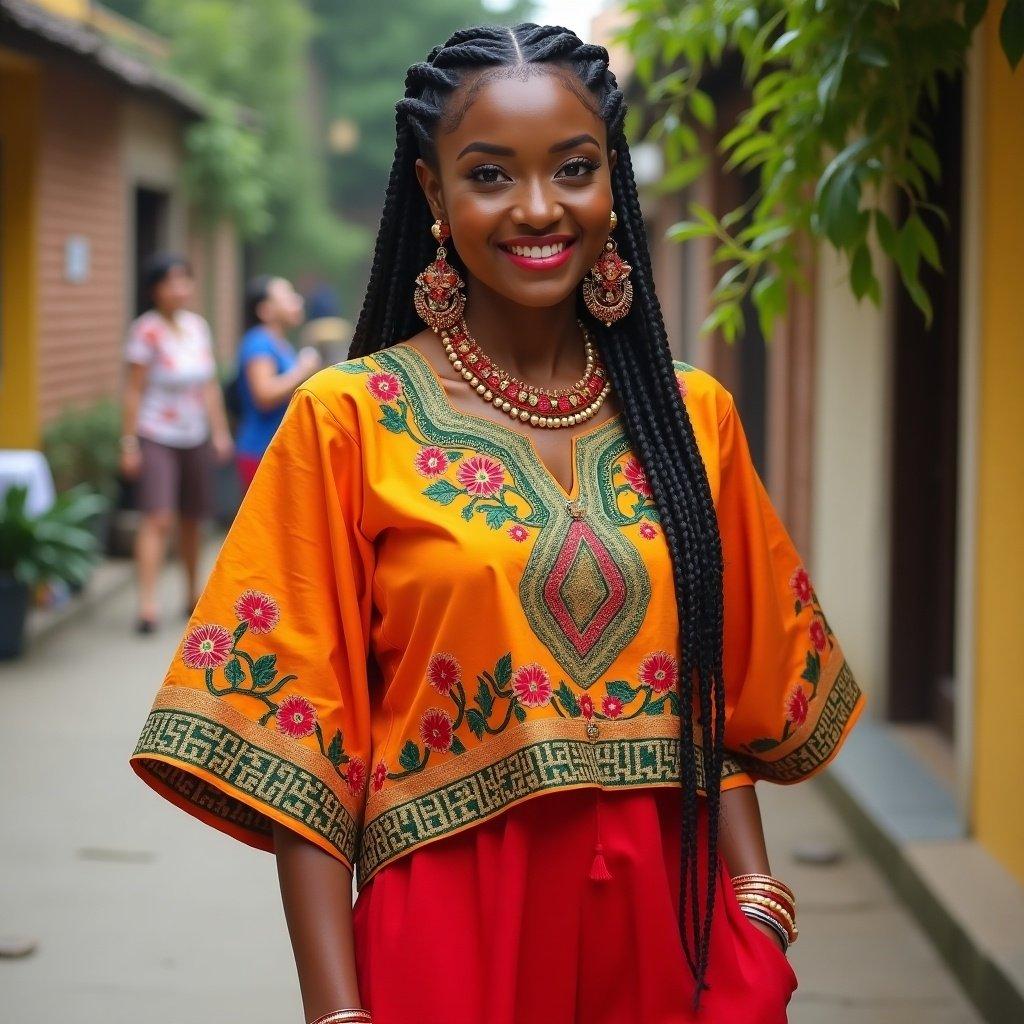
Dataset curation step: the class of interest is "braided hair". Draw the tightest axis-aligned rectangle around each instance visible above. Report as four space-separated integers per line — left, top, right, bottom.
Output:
349 23 727 1008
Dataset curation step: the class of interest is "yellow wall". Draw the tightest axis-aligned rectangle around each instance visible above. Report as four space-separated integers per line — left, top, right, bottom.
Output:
972 14 1024 883
0 52 40 448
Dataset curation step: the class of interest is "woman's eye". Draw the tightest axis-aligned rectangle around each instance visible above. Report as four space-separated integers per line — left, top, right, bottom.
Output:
469 164 510 185
557 157 601 179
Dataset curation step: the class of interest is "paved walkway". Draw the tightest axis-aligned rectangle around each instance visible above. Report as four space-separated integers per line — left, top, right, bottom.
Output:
0 555 983 1023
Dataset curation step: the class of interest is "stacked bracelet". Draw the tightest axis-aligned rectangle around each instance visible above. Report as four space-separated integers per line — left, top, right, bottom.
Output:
308 1010 372 1024
732 871 798 947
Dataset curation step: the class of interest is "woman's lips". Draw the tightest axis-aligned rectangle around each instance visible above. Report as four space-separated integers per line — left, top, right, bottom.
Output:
498 237 577 272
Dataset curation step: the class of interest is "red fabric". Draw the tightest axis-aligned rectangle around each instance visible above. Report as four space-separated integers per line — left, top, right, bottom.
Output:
235 453 261 492
353 786 797 1023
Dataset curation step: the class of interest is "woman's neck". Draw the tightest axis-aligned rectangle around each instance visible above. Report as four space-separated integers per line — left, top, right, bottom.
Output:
461 279 587 387
260 321 285 340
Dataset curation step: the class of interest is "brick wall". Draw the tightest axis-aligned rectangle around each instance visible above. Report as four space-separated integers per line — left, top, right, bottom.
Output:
35 60 127 425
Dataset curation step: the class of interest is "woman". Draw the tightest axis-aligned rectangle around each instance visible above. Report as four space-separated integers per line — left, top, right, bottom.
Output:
234 274 322 490
121 253 233 633
130 25 866 1024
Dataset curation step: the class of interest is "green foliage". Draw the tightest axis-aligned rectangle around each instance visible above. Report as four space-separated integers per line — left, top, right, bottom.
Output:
43 399 122 504
622 0 1024 340
0 485 108 587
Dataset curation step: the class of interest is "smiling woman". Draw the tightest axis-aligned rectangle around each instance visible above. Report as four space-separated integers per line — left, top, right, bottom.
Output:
128 22 864 1024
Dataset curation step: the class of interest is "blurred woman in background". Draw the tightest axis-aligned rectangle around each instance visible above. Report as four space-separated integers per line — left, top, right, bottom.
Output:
234 274 322 491
120 253 233 634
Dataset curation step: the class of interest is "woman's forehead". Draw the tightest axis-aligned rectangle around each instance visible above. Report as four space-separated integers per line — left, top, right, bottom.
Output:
439 67 605 149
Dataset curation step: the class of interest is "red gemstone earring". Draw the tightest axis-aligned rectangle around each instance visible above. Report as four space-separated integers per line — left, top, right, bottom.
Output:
414 219 466 332
582 209 633 327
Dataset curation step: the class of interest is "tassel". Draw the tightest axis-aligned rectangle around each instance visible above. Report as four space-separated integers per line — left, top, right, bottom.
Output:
589 842 613 881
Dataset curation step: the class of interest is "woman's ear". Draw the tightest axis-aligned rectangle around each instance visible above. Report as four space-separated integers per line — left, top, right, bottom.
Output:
415 157 446 222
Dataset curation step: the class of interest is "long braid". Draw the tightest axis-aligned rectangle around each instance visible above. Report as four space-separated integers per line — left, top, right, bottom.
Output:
349 24 728 1009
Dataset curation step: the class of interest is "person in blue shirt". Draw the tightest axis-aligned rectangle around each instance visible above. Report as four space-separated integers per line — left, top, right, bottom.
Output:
235 275 322 490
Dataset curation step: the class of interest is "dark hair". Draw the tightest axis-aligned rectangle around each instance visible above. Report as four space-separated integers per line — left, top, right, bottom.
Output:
350 23 726 1008
244 274 277 330
140 252 191 309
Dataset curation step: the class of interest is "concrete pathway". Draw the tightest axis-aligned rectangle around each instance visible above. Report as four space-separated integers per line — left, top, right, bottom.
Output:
0 554 983 1023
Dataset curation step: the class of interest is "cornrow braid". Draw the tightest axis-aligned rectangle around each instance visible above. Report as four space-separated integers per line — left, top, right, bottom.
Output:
349 23 727 1010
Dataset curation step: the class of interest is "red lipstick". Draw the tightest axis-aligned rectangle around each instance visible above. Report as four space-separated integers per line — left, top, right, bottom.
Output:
498 234 577 272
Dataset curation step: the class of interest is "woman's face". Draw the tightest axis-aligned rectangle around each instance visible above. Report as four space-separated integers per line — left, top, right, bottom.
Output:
152 264 193 313
262 277 305 329
415 68 617 310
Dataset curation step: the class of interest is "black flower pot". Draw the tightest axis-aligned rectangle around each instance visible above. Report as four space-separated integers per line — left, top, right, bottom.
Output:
0 575 30 660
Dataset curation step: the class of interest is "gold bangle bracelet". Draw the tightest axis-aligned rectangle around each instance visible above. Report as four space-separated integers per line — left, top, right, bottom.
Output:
734 883 797 915
731 873 795 900
308 1011 372 1024
736 891 796 925
735 895 798 941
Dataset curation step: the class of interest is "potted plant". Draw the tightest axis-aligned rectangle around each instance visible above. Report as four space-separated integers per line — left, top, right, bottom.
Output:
0 483 108 659
43 400 122 555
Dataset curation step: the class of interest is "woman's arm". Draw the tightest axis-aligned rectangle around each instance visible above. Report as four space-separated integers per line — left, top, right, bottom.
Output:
272 821 365 1021
203 378 234 461
718 785 787 951
120 363 147 477
245 350 321 412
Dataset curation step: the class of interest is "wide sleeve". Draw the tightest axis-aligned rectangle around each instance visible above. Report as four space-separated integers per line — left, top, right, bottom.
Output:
129 385 374 872
715 394 866 789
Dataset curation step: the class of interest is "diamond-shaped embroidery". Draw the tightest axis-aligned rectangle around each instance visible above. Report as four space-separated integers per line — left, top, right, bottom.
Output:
543 520 627 659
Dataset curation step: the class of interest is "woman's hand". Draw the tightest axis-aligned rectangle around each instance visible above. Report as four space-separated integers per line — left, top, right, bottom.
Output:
212 430 234 464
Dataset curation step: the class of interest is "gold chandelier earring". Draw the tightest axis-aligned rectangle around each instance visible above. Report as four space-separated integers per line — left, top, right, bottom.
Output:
414 219 466 332
581 209 634 326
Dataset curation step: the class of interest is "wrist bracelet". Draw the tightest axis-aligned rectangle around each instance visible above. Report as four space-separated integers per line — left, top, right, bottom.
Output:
740 906 790 953
308 1011 372 1024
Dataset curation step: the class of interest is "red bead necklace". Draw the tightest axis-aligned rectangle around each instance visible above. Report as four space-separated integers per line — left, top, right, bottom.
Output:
438 318 611 429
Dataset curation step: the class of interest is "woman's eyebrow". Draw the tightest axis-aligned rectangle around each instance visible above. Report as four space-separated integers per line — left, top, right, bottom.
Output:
456 133 601 160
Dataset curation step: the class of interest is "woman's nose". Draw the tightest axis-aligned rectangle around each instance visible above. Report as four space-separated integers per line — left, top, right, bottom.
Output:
510 179 564 228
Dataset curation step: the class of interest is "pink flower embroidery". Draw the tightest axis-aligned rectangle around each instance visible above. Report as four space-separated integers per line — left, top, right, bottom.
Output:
427 652 461 695
234 589 280 634
809 619 828 652
600 695 624 719
420 707 454 752
457 455 505 497
371 760 388 793
789 567 812 605
511 663 552 707
579 693 595 720
623 456 652 498
507 524 529 543
785 687 809 727
639 651 678 694
181 624 233 670
365 371 402 403
414 446 449 478
276 694 318 739
346 756 366 796
639 522 658 541
677 375 688 401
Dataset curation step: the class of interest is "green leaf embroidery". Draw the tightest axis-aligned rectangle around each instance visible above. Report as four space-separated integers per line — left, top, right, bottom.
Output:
398 739 421 771
555 681 581 717
494 653 513 688
747 737 781 753
378 405 406 434
335 361 372 374
422 480 460 505
606 680 639 703
224 658 245 686
460 505 475 522
475 678 494 718
252 653 278 688
327 729 344 766
466 708 487 740
232 621 248 643
512 703 527 723
450 736 466 755
801 650 821 685
666 691 681 715
484 505 515 530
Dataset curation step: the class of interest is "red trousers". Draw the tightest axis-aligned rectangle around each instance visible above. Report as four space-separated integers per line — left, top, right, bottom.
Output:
352 785 797 1023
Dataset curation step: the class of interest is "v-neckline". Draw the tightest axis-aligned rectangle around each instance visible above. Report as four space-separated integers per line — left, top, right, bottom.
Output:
384 343 624 503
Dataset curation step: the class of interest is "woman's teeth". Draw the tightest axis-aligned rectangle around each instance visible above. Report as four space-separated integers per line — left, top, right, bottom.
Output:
508 242 567 258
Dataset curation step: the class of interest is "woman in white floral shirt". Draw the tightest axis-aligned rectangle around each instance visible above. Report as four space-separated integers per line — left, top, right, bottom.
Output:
120 253 233 633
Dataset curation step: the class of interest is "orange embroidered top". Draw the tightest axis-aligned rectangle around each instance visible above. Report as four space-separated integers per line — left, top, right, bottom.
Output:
129 346 865 889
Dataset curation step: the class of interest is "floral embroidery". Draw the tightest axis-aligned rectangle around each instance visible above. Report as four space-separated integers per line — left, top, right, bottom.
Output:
457 454 506 497
276 694 317 739
182 624 233 670
179 593 364 795
623 456 652 498
639 522 659 541
508 524 529 542
234 589 281 634
638 651 678 693
678 375 688 401
742 565 837 754
372 649 683 786
511 663 553 707
365 371 403 403
414 446 450 478
427 652 461 695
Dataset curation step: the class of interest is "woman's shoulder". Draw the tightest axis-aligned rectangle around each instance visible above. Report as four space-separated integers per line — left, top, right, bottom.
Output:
672 358 735 425
292 353 390 440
